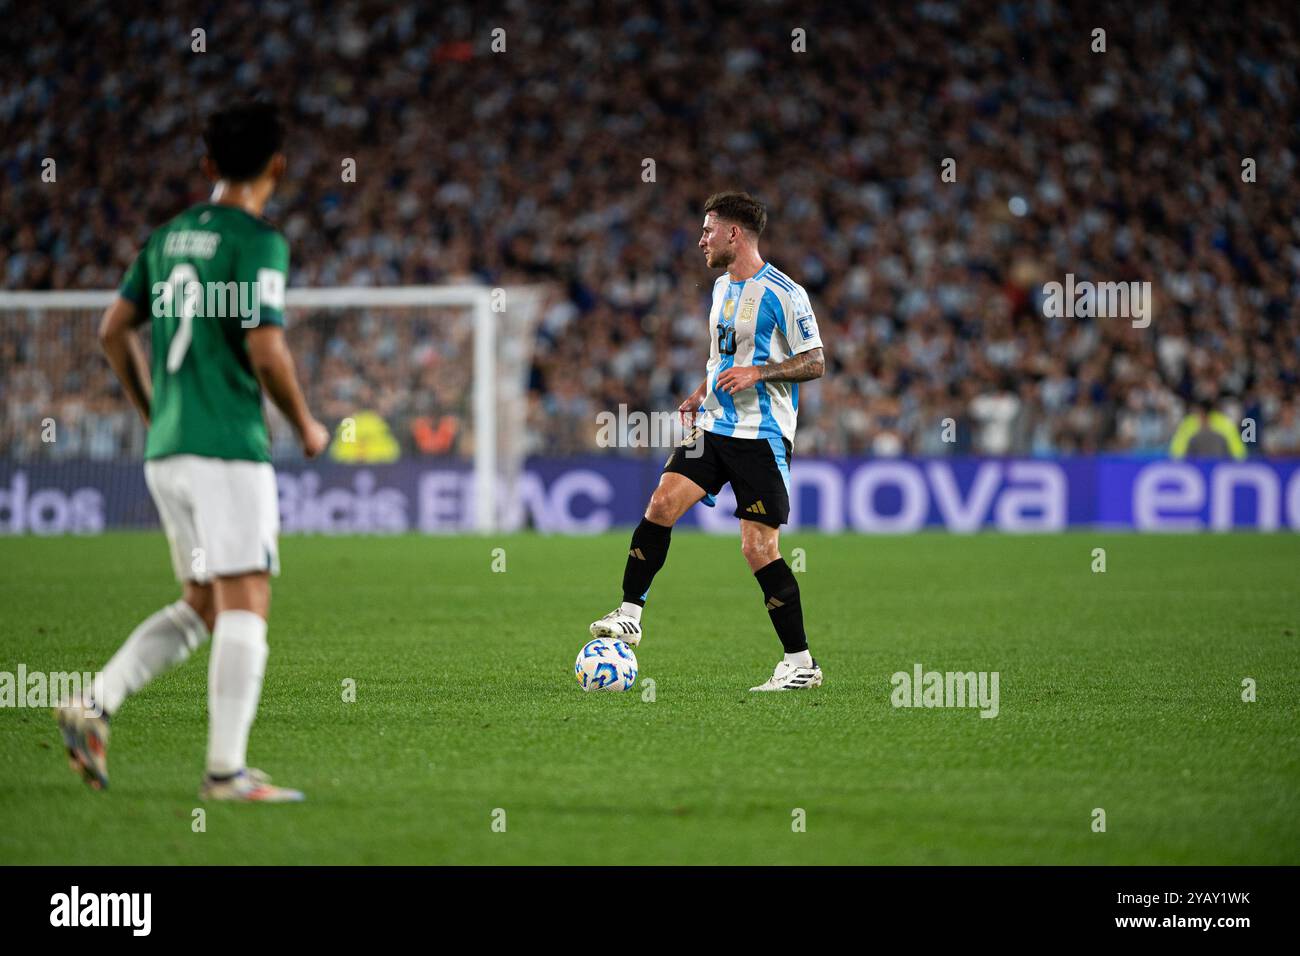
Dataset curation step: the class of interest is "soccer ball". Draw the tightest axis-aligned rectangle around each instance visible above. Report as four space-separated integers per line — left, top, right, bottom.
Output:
574 638 638 692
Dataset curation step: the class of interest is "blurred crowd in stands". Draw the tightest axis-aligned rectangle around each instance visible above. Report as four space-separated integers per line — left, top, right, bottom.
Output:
3 1 1299 460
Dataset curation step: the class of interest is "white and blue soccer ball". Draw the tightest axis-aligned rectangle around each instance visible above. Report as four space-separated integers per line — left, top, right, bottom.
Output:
574 638 638 692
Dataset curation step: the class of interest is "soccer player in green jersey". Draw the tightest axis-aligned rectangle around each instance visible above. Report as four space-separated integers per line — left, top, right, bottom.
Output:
55 102 330 802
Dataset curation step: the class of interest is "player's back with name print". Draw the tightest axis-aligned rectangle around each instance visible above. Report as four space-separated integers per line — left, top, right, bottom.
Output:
121 203 290 463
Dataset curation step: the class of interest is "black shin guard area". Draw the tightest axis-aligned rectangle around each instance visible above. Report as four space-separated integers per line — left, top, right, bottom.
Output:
621 518 672 606
754 558 808 654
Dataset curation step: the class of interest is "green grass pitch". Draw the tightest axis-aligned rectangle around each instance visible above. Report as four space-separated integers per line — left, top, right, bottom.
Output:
1 531 1297 865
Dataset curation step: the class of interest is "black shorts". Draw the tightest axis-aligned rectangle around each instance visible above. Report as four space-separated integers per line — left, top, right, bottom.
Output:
663 428 793 528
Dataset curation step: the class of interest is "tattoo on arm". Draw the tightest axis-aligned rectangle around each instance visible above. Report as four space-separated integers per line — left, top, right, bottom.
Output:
759 347 825 383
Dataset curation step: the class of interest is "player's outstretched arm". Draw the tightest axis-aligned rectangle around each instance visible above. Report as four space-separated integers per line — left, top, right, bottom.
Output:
246 325 331 459
98 296 152 426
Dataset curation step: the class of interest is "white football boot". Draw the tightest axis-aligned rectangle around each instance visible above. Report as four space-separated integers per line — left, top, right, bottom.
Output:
200 768 305 803
750 658 823 692
589 608 643 647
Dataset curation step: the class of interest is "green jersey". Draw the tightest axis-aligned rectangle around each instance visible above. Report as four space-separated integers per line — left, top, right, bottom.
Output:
119 203 289 462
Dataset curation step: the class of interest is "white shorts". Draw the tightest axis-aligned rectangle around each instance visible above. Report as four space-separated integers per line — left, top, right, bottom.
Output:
144 454 280 583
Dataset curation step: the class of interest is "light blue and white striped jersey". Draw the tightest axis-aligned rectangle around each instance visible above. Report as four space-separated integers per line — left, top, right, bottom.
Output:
697 262 822 443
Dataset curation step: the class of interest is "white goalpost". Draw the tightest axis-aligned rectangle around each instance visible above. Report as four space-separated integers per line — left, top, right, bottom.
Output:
0 285 547 533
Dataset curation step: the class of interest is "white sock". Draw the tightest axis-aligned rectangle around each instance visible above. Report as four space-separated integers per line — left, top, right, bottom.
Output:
94 600 209 716
784 650 813 668
207 610 268 777
620 602 643 622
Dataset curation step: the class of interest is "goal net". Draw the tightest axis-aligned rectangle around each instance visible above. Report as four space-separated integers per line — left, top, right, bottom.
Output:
0 286 548 533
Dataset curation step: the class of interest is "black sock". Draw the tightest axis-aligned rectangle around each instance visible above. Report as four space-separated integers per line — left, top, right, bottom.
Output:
754 558 808 654
622 518 673 606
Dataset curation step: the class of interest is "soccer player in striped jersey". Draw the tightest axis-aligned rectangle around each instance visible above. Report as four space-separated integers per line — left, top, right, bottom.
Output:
591 192 826 691
55 102 329 801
